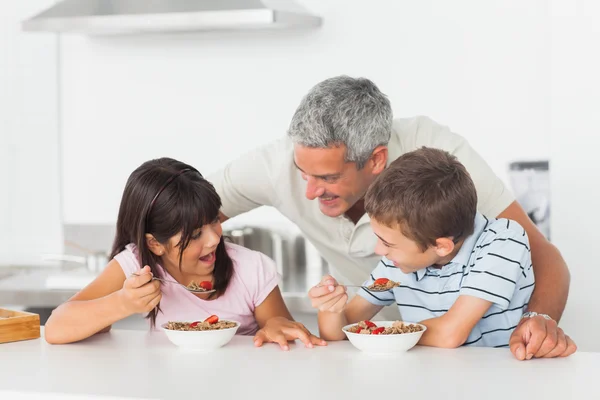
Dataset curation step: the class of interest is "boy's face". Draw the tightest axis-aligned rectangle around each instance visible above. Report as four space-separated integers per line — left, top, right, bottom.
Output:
370 218 448 274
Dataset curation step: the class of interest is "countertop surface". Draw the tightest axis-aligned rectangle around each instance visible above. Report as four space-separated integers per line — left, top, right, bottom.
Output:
0 328 597 400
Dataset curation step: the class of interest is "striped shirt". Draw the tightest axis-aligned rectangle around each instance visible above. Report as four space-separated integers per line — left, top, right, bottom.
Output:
359 213 534 348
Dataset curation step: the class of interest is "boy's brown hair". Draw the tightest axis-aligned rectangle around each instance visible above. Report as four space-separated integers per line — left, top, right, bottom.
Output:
365 147 477 251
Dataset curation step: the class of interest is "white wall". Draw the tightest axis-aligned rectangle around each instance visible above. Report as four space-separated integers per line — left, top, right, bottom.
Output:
0 1 63 265
59 0 552 224
550 0 600 351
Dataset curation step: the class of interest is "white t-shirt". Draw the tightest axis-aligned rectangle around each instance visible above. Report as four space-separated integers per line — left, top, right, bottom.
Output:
209 116 514 318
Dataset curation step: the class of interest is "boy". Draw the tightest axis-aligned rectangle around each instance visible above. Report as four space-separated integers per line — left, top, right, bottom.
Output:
309 147 536 350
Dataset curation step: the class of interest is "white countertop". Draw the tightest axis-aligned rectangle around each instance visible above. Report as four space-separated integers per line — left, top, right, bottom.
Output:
0 329 598 400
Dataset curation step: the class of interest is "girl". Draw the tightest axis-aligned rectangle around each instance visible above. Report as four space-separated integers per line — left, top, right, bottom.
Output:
44 158 325 350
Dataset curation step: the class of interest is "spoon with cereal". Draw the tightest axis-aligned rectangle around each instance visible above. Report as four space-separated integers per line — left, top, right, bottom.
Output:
131 273 215 294
346 278 401 292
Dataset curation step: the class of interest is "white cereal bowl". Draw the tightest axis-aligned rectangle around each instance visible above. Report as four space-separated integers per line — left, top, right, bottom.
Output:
161 321 240 351
342 321 427 354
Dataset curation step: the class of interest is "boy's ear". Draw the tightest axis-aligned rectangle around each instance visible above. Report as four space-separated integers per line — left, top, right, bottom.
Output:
145 234 166 256
434 237 455 258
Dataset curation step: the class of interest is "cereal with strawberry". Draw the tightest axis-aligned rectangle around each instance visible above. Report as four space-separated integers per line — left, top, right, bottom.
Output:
186 280 213 292
346 320 423 335
366 278 400 292
165 315 237 331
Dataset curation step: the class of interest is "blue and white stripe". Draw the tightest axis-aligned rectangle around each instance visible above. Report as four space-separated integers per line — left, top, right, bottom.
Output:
359 213 534 348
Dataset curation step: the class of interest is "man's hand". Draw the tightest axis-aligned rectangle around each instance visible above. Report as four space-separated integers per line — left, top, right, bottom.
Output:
509 315 577 360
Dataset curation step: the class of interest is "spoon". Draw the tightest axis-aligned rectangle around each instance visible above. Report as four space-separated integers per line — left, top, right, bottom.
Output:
131 273 216 294
347 284 396 292
317 284 395 293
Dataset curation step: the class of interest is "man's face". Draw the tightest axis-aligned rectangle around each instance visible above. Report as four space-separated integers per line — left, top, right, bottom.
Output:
293 144 379 218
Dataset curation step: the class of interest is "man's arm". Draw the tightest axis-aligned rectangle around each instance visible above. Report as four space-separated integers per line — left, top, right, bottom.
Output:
499 201 576 360
424 119 569 319
218 211 229 223
420 118 573 357
498 201 570 321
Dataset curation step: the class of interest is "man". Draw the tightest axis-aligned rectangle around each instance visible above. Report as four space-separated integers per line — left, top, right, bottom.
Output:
210 76 575 360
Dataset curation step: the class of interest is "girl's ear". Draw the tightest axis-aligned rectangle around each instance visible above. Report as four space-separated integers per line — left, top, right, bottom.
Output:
145 234 166 256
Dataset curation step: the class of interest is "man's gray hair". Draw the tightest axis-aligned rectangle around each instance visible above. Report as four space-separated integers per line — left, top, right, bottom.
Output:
288 76 393 169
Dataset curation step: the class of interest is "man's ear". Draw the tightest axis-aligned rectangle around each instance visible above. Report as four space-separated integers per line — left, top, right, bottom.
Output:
369 146 388 175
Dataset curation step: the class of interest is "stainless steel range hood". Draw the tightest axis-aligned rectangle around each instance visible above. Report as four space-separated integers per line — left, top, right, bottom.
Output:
22 0 322 35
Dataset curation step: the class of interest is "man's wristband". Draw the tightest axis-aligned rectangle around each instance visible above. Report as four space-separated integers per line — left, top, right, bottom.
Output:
521 311 553 321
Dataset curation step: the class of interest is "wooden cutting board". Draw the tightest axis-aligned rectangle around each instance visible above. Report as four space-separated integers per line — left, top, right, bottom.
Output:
0 308 41 344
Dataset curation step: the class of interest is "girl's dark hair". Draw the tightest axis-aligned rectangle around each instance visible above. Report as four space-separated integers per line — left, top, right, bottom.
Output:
110 158 233 327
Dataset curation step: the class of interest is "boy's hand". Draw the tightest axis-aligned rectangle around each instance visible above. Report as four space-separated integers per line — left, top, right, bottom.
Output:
118 266 162 315
253 317 327 351
308 275 348 313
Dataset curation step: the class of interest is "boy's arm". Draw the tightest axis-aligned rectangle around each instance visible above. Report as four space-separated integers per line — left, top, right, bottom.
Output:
318 296 383 341
313 262 394 341
418 296 492 348
416 221 535 351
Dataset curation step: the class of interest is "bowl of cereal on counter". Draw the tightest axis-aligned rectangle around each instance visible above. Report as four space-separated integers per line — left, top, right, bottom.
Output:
342 320 426 354
162 315 240 351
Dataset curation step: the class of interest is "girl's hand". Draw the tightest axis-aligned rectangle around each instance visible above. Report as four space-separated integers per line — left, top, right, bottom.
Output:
253 317 327 351
308 275 348 313
117 266 162 315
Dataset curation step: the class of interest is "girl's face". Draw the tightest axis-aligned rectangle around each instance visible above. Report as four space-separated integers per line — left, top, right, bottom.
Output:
159 219 223 277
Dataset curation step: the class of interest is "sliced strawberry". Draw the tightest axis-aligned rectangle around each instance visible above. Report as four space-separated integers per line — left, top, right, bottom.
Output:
199 281 213 290
189 321 201 328
204 315 219 324
373 278 390 285
372 327 385 335
356 327 362 333
363 320 376 328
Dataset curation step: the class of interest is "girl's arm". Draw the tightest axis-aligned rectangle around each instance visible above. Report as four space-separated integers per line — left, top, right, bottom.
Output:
44 261 160 344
